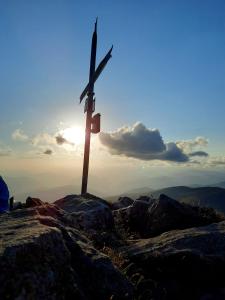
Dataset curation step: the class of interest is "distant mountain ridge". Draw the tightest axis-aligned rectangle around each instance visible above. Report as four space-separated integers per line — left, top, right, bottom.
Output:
210 181 225 189
15 185 101 203
14 179 225 214
106 186 154 202
152 186 225 213
107 184 225 214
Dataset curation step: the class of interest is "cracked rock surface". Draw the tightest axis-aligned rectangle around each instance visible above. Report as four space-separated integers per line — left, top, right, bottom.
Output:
1 193 225 300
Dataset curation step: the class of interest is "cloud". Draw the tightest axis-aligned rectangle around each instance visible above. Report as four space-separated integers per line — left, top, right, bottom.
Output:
206 157 225 166
55 134 67 145
55 134 73 146
189 151 209 157
12 129 29 141
177 137 208 152
43 149 53 155
10 128 77 157
32 133 55 146
32 132 72 147
99 122 189 162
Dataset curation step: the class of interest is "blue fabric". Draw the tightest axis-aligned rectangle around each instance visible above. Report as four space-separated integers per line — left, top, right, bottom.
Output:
0 177 9 212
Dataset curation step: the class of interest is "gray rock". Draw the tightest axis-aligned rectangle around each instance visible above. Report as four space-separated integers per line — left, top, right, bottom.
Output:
113 199 150 239
113 194 222 239
136 196 153 203
112 197 134 210
121 221 225 300
25 197 44 207
54 193 114 235
123 221 225 257
0 203 133 299
0 209 84 300
146 193 205 236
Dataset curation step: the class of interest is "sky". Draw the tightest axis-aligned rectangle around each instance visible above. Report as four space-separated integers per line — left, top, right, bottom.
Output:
0 0 225 199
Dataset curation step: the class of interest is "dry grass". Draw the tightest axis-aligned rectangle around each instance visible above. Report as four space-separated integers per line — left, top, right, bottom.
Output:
102 246 127 269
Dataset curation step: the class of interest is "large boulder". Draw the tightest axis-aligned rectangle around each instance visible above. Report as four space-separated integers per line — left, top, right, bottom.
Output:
113 194 223 238
111 197 134 210
0 209 84 299
121 221 225 300
145 194 220 236
25 197 44 207
54 193 114 234
0 206 133 299
113 199 151 239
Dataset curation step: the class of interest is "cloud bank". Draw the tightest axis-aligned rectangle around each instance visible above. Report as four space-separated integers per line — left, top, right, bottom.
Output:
9 127 81 158
99 122 190 162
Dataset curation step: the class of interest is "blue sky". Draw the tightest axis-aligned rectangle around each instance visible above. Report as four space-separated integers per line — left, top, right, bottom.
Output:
0 0 225 195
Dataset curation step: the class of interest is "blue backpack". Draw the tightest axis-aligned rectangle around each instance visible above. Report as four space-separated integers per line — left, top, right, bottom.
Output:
0 177 9 212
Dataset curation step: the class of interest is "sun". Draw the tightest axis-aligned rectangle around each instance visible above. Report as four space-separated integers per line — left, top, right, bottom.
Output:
62 126 85 145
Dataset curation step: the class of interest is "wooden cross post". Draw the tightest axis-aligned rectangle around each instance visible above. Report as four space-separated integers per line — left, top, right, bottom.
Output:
80 19 113 194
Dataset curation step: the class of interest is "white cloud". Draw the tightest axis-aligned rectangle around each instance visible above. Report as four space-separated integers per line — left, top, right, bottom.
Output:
176 137 208 152
206 157 225 166
31 133 55 146
12 129 29 141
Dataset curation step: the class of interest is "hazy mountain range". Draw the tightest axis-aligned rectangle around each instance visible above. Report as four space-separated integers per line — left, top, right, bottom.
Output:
5 172 225 214
152 186 225 213
15 185 101 203
107 182 225 214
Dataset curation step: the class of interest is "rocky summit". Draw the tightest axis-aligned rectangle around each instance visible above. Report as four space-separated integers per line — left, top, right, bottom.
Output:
0 193 225 299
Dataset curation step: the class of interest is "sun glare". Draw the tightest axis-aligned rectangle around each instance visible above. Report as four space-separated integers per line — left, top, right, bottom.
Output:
62 126 85 145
